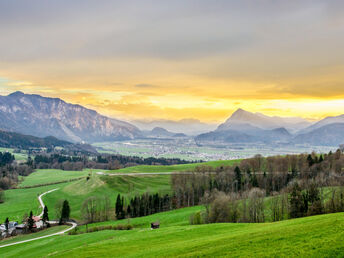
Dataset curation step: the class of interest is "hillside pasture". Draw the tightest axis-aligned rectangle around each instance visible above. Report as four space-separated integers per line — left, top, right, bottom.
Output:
1 212 343 257
106 159 240 174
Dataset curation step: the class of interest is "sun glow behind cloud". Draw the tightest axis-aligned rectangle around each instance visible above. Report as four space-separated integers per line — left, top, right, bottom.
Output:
0 1 343 122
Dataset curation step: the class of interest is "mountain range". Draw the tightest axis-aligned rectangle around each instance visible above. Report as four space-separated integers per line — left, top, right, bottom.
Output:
196 108 344 146
0 92 343 147
143 127 187 138
132 119 217 135
0 91 140 143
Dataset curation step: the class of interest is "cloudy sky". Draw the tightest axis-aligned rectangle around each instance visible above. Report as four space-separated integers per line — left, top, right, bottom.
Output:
0 0 343 122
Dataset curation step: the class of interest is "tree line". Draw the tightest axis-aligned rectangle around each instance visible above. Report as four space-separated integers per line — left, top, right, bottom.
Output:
33 153 193 170
171 150 344 209
182 150 344 224
81 193 173 223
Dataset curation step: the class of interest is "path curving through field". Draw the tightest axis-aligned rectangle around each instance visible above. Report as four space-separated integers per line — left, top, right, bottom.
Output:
38 188 58 217
0 188 77 249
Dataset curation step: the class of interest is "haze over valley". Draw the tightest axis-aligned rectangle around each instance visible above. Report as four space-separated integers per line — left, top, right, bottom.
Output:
0 91 341 161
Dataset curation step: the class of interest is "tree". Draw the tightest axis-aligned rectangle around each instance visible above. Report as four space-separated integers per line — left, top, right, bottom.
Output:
81 196 98 223
289 183 306 218
234 166 242 191
28 211 34 231
307 154 314 167
318 155 324 163
42 206 49 226
0 189 4 203
4 217 9 234
60 200 70 224
115 194 124 219
248 188 265 223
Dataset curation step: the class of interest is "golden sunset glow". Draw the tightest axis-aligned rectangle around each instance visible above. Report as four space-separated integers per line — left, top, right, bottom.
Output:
0 1 343 123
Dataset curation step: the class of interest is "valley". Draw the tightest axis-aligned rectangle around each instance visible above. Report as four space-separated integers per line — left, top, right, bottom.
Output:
94 138 337 161
1 2 343 256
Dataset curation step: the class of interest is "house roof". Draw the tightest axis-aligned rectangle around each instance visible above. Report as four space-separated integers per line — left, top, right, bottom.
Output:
32 216 41 222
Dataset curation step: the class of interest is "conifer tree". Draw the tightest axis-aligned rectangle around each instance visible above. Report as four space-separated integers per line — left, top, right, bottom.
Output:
28 211 34 231
4 217 9 233
60 200 70 224
234 166 242 191
42 206 49 226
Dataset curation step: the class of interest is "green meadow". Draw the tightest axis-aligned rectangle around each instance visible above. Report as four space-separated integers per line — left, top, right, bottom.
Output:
18 169 95 188
1 212 343 257
106 159 240 174
1 160 238 221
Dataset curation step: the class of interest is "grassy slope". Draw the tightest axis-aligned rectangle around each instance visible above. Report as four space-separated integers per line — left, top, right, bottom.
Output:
77 205 203 231
2 160 239 222
107 159 240 174
1 212 343 257
0 183 69 222
18 169 97 187
42 174 173 221
1 174 172 222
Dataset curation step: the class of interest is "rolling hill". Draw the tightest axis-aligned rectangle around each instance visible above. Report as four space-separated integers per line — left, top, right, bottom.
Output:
1 211 343 257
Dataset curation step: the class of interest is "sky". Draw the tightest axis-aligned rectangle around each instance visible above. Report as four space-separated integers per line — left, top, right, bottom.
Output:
0 0 343 123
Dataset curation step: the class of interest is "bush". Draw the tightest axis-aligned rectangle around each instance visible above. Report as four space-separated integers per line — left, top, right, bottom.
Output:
69 224 133 235
190 211 203 225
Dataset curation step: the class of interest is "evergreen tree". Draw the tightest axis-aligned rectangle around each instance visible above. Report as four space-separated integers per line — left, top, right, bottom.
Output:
42 206 49 226
319 155 324 163
4 217 9 233
251 173 259 188
115 194 121 218
127 205 131 218
60 200 70 224
234 166 242 191
28 211 34 231
307 154 314 167
115 194 125 219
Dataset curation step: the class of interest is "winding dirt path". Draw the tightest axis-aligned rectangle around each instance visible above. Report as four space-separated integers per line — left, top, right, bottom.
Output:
0 189 77 249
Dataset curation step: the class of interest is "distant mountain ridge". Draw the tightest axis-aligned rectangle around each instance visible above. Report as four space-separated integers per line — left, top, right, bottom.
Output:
217 108 311 132
132 118 217 135
144 127 187 138
0 91 141 143
196 108 344 146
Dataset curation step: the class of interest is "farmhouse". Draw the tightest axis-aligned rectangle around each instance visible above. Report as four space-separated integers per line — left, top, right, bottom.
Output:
32 216 43 229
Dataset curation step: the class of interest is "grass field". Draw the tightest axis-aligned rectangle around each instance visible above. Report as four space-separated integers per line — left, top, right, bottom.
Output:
0 183 70 222
18 169 98 188
107 159 240 174
1 212 343 257
76 205 203 232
